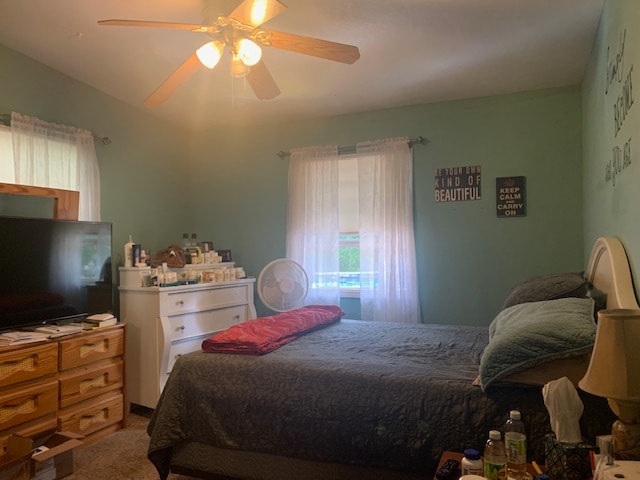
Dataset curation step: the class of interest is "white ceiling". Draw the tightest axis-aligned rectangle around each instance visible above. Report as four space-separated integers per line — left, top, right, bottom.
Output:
0 0 604 132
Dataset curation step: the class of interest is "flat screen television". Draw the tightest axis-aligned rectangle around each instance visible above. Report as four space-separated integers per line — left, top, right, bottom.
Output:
0 216 113 331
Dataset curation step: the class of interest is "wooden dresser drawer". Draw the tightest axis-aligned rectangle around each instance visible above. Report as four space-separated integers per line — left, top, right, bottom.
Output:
0 416 57 455
58 358 124 408
167 304 245 341
59 328 124 371
0 379 58 431
0 343 58 388
164 284 250 315
58 392 124 437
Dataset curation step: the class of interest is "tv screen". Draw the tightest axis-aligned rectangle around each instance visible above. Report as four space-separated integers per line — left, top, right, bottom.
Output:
0 216 113 331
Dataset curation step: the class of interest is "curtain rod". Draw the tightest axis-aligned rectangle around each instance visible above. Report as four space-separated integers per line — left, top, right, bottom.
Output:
276 135 429 159
0 113 111 145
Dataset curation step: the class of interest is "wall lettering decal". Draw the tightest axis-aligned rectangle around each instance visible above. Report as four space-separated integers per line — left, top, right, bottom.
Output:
605 27 634 187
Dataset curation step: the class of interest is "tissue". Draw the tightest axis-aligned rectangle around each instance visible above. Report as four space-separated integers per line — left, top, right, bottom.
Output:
542 376 584 443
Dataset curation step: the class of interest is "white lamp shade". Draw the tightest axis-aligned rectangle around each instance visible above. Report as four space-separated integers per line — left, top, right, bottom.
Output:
196 41 224 69
579 309 640 402
237 38 262 66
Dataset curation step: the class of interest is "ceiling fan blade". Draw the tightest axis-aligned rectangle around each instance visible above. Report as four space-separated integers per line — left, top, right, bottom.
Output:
246 60 280 100
229 0 287 28
144 52 202 108
253 30 360 64
98 19 211 33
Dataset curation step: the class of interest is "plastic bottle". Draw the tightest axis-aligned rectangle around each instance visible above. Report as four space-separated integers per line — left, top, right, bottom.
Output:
505 410 527 479
189 233 201 264
484 429 507 480
461 448 483 476
182 233 190 263
124 235 134 267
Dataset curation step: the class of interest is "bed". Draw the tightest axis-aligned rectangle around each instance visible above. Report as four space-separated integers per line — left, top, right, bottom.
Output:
147 236 638 479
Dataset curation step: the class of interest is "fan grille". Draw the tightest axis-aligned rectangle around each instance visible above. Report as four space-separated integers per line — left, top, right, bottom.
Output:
257 259 308 312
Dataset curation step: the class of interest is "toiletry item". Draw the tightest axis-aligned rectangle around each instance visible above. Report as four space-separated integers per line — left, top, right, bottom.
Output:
124 235 134 267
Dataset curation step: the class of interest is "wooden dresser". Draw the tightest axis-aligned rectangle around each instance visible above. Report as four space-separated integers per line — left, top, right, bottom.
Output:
0 324 126 452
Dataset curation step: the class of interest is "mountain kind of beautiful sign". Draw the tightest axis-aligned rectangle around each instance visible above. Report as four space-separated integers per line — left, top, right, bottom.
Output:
434 165 481 202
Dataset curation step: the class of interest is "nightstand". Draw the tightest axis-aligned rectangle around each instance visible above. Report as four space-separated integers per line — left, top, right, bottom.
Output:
434 451 542 479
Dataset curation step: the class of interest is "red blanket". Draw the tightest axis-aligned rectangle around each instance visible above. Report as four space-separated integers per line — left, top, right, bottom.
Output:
201 304 345 355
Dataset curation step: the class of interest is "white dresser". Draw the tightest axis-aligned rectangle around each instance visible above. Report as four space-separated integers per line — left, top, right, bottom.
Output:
119 266 256 408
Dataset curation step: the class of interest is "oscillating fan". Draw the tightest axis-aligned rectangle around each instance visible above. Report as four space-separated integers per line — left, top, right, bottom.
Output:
257 259 308 312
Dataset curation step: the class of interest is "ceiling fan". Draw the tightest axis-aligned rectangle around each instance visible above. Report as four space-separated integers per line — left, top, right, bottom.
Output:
98 0 360 107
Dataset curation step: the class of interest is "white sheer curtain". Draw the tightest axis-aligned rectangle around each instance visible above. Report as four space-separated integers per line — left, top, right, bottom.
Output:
10 112 101 221
286 138 421 323
357 138 420 323
286 145 341 305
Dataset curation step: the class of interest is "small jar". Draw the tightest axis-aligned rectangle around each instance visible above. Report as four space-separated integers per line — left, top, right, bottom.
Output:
461 448 483 476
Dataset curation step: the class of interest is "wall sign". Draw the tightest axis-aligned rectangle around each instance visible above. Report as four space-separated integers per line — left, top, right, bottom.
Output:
434 165 481 202
605 27 635 187
496 176 526 217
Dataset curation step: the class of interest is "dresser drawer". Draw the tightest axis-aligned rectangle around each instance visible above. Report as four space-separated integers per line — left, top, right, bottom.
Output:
58 358 124 408
164 284 250 315
59 328 124 371
167 305 246 341
0 416 57 456
58 392 124 437
0 343 58 388
166 336 209 373
0 379 58 431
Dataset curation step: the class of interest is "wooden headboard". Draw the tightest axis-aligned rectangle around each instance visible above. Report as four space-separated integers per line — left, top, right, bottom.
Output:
0 182 79 220
585 236 640 310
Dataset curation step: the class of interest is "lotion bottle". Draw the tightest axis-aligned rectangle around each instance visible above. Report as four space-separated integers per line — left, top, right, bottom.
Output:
124 235 134 267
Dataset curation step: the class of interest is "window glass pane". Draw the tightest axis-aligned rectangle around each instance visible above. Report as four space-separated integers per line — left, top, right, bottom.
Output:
338 156 358 232
339 232 360 289
0 126 15 182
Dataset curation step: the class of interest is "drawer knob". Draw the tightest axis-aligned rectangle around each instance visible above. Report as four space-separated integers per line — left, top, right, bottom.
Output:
80 340 108 358
80 373 108 393
0 397 36 421
0 354 37 381
79 409 107 431
233 315 241 320
176 300 185 306
178 325 185 331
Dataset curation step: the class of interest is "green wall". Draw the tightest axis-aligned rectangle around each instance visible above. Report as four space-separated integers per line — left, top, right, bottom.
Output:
0 45 196 251
0 43 585 325
187 88 585 322
582 0 640 295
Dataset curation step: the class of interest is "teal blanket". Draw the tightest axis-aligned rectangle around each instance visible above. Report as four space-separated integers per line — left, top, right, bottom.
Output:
479 297 596 390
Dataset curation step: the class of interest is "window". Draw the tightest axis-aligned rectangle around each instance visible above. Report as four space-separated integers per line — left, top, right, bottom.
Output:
338 156 360 297
0 113 101 221
286 138 420 323
0 125 14 182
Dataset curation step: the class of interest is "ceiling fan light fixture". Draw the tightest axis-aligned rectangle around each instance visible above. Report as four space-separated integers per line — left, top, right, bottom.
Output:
99 0 358 104
231 54 251 77
196 40 224 69
237 38 262 66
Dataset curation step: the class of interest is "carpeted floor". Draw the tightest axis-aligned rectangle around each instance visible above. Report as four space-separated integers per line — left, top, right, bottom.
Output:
66 408 196 480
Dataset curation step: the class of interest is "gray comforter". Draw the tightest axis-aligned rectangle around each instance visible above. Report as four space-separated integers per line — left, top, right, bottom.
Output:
147 320 612 478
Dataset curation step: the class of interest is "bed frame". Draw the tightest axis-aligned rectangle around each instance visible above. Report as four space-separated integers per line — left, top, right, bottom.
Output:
585 236 639 310
158 236 639 480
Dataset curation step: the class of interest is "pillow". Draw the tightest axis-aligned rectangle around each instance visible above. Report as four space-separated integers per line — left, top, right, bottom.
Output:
480 297 596 390
586 285 608 320
502 272 589 309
